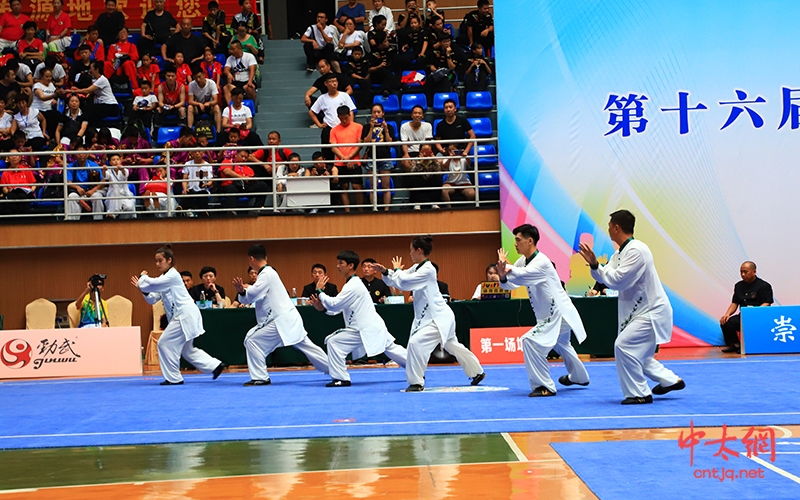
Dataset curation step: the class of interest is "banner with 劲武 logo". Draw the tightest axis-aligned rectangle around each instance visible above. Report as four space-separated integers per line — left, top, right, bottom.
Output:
0 327 142 379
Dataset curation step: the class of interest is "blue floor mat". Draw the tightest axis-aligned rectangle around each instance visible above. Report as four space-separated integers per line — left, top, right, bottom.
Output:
552 437 800 499
2 357 800 449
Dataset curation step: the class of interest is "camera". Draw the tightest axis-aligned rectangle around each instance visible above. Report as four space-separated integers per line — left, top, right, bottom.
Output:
375 118 384 125
89 274 107 288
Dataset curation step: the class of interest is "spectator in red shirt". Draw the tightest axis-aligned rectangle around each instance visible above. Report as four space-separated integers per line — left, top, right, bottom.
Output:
0 149 37 214
17 21 44 73
173 51 192 86
137 52 161 89
219 148 268 212
329 105 363 211
46 0 73 54
200 46 223 90
0 0 29 50
108 26 140 88
79 25 106 62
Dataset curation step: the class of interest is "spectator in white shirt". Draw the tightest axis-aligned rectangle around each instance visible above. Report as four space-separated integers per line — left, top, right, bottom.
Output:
69 60 119 127
181 149 213 215
222 87 260 145
308 73 356 161
223 39 257 103
301 11 338 72
187 66 221 131
441 142 475 207
368 0 395 33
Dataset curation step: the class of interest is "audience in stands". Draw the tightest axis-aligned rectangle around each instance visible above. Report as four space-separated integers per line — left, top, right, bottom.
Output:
17 21 44 73
203 1 231 53
64 144 104 220
435 99 475 156
0 149 35 214
397 0 420 30
181 148 213 215
219 148 268 212
163 18 206 66
139 0 178 56
304 58 353 110
104 152 136 218
56 95 88 144
14 93 47 150
69 61 120 127
143 165 176 216
224 40 258 102
187 67 221 131
463 42 491 91
400 105 433 161
0 96 13 151
361 102 395 210
329 105 363 211
156 65 186 125
309 73 355 158
463 0 494 51
46 0 73 55
222 87 259 144
137 52 162 89
441 142 475 206
408 143 441 210
369 0 395 33
302 12 337 72
335 0 367 32
95 0 126 48
200 46 223 89
31 68 62 139
0 0 29 51
108 27 140 90
130 80 158 129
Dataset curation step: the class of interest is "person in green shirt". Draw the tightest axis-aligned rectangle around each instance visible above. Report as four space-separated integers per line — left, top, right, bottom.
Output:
74 277 109 328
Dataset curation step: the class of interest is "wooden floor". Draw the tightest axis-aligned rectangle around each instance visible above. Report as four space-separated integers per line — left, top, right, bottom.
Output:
1 347 763 499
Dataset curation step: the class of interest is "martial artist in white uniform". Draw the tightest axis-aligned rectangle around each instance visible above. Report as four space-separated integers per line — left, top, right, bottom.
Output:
233 245 330 386
309 250 407 387
579 209 685 404
371 236 485 392
497 224 590 397
132 246 224 385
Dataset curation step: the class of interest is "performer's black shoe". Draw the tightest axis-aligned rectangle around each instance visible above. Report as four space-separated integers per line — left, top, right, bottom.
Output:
326 379 352 387
621 395 653 405
470 373 486 386
243 379 271 386
721 345 741 354
405 384 424 392
528 386 556 397
652 379 685 395
212 363 226 380
159 380 184 385
558 375 589 387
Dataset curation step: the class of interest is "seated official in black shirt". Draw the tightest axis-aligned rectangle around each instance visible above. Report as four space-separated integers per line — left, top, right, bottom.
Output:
719 261 774 353
189 265 227 306
434 99 476 156
361 258 391 303
301 263 339 298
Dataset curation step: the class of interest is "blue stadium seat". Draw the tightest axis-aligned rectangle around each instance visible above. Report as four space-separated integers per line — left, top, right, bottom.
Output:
67 33 81 52
401 70 426 87
468 117 493 138
127 32 141 46
364 176 395 195
373 94 400 114
466 91 493 111
154 55 165 71
433 119 443 134
100 104 124 126
215 53 226 66
476 144 498 166
444 23 454 37
386 120 398 137
433 92 459 111
401 94 427 113
157 126 182 146
478 172 499 193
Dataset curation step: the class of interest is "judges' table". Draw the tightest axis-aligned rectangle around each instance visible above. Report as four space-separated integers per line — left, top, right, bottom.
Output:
191 298 618 367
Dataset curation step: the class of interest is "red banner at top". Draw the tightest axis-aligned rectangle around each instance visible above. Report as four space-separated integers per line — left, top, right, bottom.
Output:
0 0 245 31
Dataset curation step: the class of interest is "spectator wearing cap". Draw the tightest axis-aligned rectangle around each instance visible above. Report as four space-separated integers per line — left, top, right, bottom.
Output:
329 105 363 211
309 73 356 161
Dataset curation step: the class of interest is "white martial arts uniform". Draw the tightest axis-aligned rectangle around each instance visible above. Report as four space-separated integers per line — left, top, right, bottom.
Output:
382 260 483 386
591 238 681 398
238 265 329 381
139 267 222 383
318 275 407 382
500 251 590 393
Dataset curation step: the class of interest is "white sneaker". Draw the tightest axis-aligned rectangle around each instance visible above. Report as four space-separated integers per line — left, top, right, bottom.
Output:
309 208 318 214
413 204 421 210
432 205 440 210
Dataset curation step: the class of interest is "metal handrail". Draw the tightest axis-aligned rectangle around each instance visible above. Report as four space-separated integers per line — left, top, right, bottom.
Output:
0 137 499 219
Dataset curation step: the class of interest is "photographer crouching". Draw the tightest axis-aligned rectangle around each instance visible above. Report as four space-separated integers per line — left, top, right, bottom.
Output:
74 274 109 328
